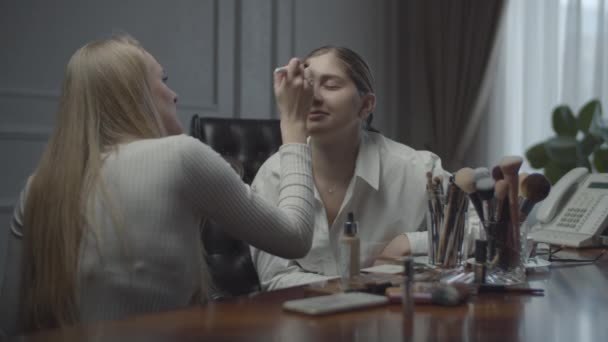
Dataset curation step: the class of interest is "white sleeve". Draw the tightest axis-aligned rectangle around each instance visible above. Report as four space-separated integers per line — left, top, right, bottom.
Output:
249 157 333 291
251 248 334 291
180 137 314 259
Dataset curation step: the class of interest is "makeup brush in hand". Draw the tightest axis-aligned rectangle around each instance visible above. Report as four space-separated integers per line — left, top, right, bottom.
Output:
519 173 551 222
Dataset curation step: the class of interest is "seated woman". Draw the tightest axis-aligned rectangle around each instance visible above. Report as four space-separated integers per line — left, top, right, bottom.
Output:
250 46 480 290
0 34 315 336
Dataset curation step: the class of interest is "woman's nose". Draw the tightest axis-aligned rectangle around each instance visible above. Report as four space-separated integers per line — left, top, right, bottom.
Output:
312 86 322 104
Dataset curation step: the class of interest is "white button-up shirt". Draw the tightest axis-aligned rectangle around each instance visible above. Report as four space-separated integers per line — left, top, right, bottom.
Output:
250 132 479 290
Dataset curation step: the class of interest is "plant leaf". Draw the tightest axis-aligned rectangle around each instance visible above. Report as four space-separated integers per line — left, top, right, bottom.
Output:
552 105 578 136
578 134 603 157
577 99 601 134
594 147 608 172
544 161 578 185
589 105 608 140
525 142 549 169
545 136 578 164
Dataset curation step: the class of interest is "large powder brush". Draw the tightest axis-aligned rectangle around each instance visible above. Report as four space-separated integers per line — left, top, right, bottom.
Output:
519 173 551 220
474 167 491 181
492 165 504 181
454 167 483 221
518 172 529 196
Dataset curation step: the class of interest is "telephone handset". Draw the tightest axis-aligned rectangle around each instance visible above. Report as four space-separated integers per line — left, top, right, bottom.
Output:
530 167 608 247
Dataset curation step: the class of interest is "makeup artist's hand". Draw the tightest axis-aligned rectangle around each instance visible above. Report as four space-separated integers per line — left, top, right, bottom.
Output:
274 58 313 144
373 235 412 266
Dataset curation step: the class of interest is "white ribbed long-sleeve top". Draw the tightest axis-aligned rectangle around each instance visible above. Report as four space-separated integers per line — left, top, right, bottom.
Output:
1 134 314 334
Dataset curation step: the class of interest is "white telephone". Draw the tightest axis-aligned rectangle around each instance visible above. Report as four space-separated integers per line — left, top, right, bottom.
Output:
529 167 608 248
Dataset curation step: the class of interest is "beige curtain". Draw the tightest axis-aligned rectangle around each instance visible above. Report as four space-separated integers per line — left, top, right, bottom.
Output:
396 0 504 171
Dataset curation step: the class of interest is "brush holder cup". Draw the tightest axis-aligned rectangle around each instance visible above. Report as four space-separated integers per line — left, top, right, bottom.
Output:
426 192 470 269
483 220 526 285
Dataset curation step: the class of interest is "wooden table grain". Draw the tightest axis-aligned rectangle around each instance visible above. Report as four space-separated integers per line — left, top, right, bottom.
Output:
16 249 608 342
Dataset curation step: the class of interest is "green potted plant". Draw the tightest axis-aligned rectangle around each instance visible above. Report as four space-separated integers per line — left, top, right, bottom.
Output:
525 99 608 184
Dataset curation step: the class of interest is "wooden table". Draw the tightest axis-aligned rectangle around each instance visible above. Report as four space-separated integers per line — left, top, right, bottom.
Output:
17 249 608 342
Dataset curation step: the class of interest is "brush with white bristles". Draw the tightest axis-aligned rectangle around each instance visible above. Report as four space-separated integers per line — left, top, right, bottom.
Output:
454 167 484 222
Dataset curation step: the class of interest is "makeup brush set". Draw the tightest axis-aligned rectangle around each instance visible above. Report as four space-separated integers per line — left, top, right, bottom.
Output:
462 156 551 283
427 156 552 284
426 172 470 268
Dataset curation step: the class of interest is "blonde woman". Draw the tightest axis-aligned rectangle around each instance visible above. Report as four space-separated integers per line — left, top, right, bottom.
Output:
0 34 314 336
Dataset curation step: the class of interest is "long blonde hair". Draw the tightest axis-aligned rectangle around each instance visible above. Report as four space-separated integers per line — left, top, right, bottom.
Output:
21 34 166 331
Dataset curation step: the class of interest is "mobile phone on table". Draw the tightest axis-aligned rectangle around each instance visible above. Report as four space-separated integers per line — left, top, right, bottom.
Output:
283 292 389 315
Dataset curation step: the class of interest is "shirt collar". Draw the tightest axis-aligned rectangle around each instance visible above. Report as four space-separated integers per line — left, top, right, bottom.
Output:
353 131 380 191
300 132 381 193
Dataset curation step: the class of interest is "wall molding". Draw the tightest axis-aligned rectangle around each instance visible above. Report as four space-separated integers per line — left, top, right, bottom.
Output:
0 88 60 100
0 125 52 140
0 87 216 113
0 199 14 214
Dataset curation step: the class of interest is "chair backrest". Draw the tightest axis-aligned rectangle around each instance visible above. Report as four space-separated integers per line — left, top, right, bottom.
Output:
189 115 282 298
190 115 281 184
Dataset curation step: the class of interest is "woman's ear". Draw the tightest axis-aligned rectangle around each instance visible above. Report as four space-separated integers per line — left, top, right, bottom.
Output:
359 93 376 120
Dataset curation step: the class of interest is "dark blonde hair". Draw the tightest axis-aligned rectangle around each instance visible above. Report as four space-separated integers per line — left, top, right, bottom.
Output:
305 46 378 132
21 34 166 331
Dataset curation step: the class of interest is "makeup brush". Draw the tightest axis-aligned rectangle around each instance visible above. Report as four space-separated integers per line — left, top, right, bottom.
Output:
475 177 496 225
519 173 551 222
426 171 434 191
492 165 504 181
474 167 491 181
437 182 459 262
454 167 484 221
518 172 529 201
499 156 524 267
493 180 508 222
433 175 444 196
499 156 523 226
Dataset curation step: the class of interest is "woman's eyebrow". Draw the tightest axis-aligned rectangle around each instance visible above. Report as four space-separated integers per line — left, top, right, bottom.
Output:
315 73 345 81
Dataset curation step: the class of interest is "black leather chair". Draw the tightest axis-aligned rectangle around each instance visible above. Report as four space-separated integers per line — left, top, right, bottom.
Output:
189 114 281 299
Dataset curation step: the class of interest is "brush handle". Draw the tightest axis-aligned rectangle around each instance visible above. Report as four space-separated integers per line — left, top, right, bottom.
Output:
504 174 520 255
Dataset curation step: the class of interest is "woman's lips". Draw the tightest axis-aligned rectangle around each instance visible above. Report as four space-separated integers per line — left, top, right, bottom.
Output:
308 111 329 120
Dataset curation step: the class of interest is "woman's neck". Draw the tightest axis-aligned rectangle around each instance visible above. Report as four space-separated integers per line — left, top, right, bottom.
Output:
310 130 361 184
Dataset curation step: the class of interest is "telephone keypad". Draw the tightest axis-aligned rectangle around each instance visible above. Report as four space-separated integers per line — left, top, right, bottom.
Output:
558 206 591 230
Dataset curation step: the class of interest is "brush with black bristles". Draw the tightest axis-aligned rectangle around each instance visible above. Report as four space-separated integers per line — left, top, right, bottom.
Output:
492 165 504 181
519 173 551 222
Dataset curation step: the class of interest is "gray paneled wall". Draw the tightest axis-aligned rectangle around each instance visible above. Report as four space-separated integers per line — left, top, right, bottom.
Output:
0 0 398 224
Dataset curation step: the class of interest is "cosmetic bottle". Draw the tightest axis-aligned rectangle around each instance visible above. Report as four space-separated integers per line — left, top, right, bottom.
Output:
474 239 487 284
339 212 360 283
402 257 414 316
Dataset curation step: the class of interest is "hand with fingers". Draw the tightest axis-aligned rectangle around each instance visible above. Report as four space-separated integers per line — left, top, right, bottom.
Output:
273 58 314 144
